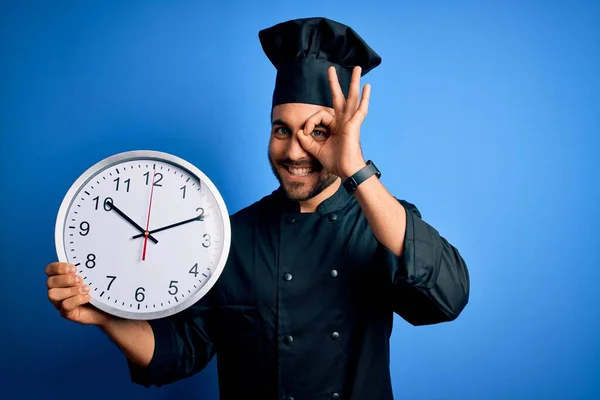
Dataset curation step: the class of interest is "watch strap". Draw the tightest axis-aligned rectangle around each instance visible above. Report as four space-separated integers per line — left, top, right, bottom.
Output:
343 160 381 194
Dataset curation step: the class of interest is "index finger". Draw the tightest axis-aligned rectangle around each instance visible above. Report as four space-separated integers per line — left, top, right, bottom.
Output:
45 262 76 277
304 109 335 140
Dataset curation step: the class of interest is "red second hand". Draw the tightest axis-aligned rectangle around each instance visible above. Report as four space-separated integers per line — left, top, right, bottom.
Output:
142 169 156 261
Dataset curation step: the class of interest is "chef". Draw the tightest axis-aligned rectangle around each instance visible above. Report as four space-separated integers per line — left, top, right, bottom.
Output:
45 16 470 400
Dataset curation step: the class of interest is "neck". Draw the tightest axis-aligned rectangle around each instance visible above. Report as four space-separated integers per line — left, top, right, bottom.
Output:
298 178 341 213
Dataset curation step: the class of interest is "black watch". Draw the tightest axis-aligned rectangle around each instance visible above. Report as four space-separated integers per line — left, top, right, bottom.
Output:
343 160 381 194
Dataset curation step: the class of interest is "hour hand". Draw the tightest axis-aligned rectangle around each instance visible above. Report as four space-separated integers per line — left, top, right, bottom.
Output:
106 200 159 244
132 214 203 239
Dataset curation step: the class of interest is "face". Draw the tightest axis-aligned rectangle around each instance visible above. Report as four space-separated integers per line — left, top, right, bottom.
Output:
268 103 338 201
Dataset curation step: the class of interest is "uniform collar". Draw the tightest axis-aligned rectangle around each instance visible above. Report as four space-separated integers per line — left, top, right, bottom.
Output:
272 180 352 215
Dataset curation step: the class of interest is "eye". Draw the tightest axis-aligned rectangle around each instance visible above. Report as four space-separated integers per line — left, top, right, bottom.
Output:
311 130 329 141
273 127 291 137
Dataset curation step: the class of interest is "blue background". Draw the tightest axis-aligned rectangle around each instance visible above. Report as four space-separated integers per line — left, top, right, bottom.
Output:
1 0 598 399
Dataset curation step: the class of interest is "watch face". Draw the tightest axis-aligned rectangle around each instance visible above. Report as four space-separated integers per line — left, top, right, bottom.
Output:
55 150 231 320
343 178 358 193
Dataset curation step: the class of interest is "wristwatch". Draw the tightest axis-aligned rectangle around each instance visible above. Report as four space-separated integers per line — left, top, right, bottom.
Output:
343 160 381 194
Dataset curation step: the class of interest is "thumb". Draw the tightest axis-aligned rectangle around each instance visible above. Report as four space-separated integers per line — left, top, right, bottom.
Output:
297 129 322 160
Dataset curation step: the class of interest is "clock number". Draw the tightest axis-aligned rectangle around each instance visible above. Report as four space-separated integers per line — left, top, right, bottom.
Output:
85 254 96 269
79 221 90 236
103 197 113 211
144 171 163 187
154 173 163 187
106 275 116 291
114 177 131 192
135 287 145 302
93 196 113 211
196 207 205 220
168 280 179 295
203 234 211 248
180 185 186 199
189 263 199 277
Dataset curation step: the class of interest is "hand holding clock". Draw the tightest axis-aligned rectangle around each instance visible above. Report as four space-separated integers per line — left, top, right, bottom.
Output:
45 261 110 326
45 261 157 368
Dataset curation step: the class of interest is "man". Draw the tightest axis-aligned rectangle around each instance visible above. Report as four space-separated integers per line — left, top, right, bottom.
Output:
45 17 469 400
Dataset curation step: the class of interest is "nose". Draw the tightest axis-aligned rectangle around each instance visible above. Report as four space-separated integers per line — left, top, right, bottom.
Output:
286 131 310 161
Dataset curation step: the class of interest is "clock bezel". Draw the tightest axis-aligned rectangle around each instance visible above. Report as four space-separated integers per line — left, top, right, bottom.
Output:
54 149 231 320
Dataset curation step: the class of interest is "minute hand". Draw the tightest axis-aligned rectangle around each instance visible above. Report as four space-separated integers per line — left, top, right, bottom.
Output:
132 215 203 239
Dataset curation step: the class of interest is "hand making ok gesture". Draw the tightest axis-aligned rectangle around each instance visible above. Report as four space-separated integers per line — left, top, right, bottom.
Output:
297 65 372 180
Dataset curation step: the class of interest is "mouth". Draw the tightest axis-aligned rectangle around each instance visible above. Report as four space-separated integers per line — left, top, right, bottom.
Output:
284 165 314 177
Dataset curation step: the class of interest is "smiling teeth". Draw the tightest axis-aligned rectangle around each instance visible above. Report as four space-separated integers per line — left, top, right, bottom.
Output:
289 167 312 176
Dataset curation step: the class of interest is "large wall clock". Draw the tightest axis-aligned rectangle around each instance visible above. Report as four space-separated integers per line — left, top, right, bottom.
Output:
55 150 231 320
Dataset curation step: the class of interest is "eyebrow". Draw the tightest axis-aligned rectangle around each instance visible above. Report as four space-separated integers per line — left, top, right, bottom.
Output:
271 118 329 130
272 118 288 127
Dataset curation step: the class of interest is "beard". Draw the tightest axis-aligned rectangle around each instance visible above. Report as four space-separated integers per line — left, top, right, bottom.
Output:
269 152 338 202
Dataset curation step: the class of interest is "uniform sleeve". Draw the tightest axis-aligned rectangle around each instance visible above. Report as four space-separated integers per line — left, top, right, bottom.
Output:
126 292 217 387
375 200 470 326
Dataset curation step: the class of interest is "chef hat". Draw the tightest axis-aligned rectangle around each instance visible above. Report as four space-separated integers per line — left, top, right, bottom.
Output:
259 17 382 109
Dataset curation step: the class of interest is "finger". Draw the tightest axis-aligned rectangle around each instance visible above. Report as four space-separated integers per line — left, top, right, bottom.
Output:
297 129 323 160
328 66 346 116
61 293 92 312
304 109 336 139
346 66 362 114
48 285 90 303
45 262 76 277
350 83 371 126
47 273 83 289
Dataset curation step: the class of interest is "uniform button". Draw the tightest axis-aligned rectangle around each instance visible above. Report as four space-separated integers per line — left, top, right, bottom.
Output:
287 216 296 224
330 269 338 278
283 272 292 281
331 393 340 399
329 213 338 222
331 331 340 340
283 335 293 345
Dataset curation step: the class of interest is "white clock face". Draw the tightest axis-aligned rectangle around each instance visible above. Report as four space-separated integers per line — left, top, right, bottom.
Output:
55 150 231 320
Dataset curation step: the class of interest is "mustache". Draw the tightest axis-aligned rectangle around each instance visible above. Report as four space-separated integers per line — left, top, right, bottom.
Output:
277 158 322 169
